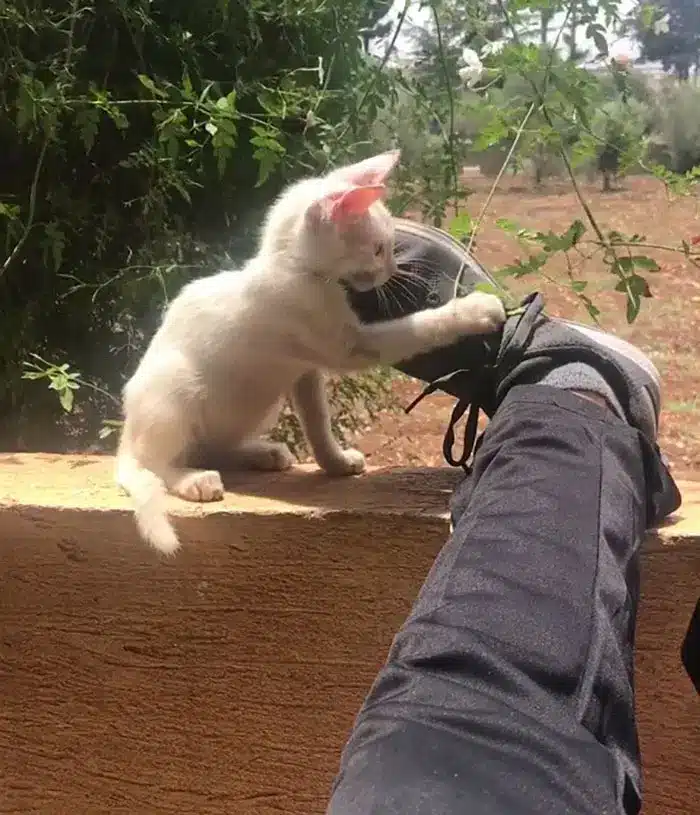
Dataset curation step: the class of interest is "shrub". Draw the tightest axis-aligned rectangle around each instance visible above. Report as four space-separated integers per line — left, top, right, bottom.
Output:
0 0 399 450
651 81 700 173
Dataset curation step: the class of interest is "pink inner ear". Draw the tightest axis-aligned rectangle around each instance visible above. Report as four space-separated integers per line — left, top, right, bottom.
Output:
327 185 386 222
331 150 400 187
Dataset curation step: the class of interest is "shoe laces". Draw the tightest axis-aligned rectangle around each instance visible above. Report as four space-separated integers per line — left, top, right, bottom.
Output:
405 293 545 472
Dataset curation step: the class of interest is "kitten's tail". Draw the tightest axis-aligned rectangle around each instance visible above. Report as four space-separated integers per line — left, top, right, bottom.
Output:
115 450 180 556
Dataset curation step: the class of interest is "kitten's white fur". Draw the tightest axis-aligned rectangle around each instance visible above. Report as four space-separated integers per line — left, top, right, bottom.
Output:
115 150 506 554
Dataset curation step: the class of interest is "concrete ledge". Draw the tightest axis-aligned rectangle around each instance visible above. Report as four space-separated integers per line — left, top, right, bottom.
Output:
0 452 462 520
1 454 698 815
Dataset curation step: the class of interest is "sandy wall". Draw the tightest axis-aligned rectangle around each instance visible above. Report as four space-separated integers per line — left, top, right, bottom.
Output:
0 455 698 814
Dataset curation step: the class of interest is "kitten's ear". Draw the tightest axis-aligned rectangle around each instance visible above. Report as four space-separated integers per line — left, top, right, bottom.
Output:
329 185 386 221
329 150 401 187
308 185 386 224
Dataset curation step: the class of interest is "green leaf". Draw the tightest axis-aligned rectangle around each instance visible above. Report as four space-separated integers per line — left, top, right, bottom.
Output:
622 274 652 298
137 74 167 98
182 69 194 99
42 222 65 272
59 386 74 413
630 255 660 271
0 201 20 220
106 105 129 130
193 78 212 100
216 116 238 135
212 126 236 150
98 422 120 440
16 81 35 132
626 295 640 324
448 213 473 241
472 116 509 151
76 106 100 153
498 252 548 279
560 219 586 250
215 144 232 177
583 298 601 323
639 3 658 30
495 217 519 234
614 273 651 323
254 146 284 187
249 133 283 151
615 256 634 272
586 24 609 57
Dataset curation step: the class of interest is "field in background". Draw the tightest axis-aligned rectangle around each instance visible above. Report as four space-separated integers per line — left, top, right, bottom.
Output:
357 175 700 478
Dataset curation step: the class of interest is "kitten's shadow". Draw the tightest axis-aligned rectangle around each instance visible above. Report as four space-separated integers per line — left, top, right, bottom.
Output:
212 464 686 532
217 464 462 517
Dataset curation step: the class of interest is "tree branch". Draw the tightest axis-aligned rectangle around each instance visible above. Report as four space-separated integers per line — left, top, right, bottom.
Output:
0 137 49 280
429 1 460 215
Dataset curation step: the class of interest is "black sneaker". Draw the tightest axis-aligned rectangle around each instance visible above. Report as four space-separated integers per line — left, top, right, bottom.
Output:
347 218 681 524
348 218 506 395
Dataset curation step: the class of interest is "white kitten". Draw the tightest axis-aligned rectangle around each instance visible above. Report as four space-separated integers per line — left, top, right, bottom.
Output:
115 149 506 555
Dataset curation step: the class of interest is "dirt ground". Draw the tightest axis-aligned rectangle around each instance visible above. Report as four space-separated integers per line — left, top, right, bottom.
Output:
356 175 700 478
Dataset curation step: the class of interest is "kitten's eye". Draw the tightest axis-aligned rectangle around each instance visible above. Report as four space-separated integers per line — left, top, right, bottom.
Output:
374 243 384 257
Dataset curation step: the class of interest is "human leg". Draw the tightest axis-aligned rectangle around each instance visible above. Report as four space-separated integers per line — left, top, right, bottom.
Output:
328 386 677 815
332 237 682 814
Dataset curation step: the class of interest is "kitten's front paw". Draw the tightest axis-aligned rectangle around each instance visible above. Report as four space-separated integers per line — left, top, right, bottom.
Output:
322 448 366 477
173 469 225 503
455 291 507 334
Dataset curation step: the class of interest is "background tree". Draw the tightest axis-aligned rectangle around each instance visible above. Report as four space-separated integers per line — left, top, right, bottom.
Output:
629 0 700 79
0 0 393 449
650 80 700 170
360 0 395 51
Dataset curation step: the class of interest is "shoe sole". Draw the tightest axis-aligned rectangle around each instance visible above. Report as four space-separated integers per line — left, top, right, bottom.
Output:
393 218 502 297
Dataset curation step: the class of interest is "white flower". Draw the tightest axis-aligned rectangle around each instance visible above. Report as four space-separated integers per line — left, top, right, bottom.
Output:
458 47 483 88
653 14 670 36
480 40 505 58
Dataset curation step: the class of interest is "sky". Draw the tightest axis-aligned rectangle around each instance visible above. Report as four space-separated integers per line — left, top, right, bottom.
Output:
382 0 641 63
